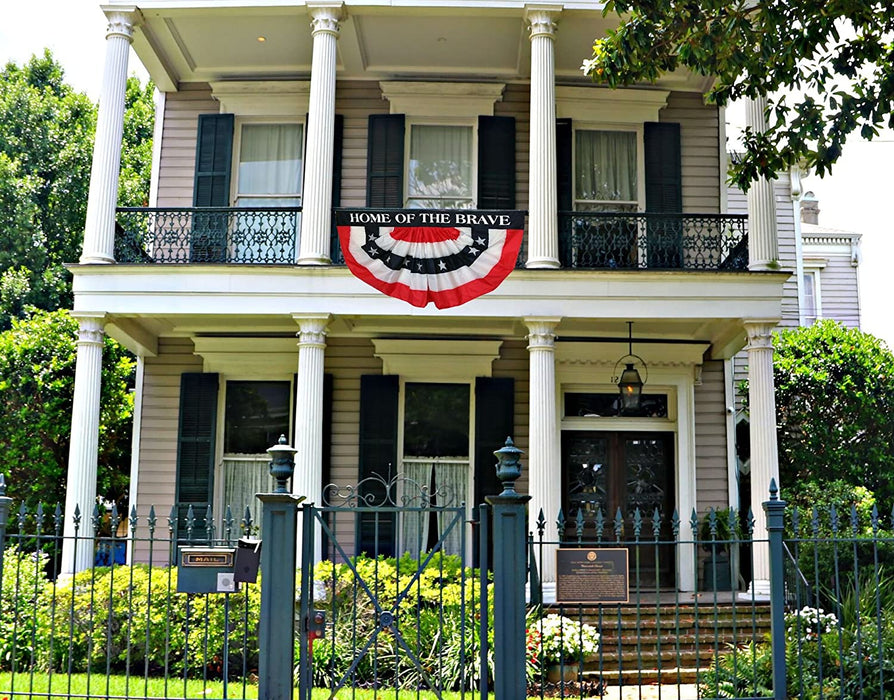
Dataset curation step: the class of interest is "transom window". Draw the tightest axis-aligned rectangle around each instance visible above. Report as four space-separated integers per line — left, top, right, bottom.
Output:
407 124 474 209
575 129 638 212
236 123 303 208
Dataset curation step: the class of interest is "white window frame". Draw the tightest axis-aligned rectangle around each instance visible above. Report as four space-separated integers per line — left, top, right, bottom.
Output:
572 123 645 212
802 267 823 325
404 117 478 210
231 116 306 208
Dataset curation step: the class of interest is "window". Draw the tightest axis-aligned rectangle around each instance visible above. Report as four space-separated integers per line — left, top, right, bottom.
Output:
575 130 638 212
407 124 474 209
221 380 292 532
802 269 821 325
235 123 303 208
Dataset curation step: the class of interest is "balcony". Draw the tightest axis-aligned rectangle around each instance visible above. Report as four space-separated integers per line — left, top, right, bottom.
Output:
114 207 748 271
558 212 748 271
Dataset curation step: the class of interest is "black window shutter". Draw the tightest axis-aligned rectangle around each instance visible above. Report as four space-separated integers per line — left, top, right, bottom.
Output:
175 372 219 542
644 122 682 213
330 114 345 263
473 376 514 568
320 372 334 558
366 114 405 208
358 374 399 557
193 114 234 207
556 118 573 212
477 116 516 209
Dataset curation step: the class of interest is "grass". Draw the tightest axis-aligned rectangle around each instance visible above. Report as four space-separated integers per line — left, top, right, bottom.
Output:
0 673 492 700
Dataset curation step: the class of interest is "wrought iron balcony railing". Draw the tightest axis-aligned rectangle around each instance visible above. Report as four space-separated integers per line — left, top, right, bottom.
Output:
115 207 301 264
558 211 748 271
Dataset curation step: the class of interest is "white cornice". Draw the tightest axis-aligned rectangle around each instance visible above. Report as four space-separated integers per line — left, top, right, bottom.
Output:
556 86 669 123
210 80 311 116
379 81 505 117
372 338 503 380
193 337 299 376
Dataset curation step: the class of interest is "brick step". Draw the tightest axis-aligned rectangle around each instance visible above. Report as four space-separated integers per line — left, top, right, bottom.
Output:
600 630 769 651
580 614 772 631
585 667 703 685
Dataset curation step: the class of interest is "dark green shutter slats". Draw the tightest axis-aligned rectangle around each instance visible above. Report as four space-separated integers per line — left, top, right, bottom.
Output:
556 118 573 212
175 373 219 542
644 122 683 267
644 122 682 213
358 374 399 556
366 114 405 208
193 114 234 207
473 376 514 567
330 114 345 262
477 115 516 209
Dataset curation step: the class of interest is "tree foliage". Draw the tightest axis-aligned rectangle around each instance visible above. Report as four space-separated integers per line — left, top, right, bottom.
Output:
583 0 894 188
0 309 135 512
768 321 894 504
0 51 154 324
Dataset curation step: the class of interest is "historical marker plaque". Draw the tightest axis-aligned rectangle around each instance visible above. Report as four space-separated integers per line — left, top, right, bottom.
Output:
555 548 629 604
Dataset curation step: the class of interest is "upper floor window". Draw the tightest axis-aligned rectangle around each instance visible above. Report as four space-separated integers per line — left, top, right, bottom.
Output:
235 123 303 208
575 129 638 212
802 269 821 325
407 124 474 209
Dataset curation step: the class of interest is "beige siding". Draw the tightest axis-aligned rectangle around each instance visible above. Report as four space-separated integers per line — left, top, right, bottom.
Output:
660 93 721 212
694 360 730 513
156 84 219 207
816 255 861 327
494 84 530 212
335 81 389 208
134 337 202 564
491 340 530 493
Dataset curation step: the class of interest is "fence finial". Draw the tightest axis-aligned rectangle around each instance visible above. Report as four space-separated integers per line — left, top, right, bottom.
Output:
0 472 5 496
768 477 779 500
493 436 523 496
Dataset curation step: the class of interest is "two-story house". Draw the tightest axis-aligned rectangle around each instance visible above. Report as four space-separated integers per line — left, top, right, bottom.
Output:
62 0 789 598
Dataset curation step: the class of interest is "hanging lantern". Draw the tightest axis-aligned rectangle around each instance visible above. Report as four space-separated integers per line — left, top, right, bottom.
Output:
613 322 648 414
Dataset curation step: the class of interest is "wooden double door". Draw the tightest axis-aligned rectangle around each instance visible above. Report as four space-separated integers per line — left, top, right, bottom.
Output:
561 431 675 588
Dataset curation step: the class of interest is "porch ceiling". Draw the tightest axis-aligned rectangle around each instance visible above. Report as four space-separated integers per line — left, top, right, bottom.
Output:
121 1 712 92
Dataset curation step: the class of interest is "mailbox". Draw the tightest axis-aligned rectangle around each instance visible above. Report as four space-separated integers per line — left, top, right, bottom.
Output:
177 547 238 594
234 537 262 583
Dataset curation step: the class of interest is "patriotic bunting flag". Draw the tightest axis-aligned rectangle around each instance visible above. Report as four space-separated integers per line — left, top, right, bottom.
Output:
335 209 524 309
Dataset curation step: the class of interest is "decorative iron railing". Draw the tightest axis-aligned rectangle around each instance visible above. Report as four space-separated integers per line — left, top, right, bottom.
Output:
115 207 301 264
558 211 749 271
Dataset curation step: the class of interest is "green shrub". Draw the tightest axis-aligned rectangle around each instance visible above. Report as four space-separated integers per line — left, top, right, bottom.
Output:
0 544 50 671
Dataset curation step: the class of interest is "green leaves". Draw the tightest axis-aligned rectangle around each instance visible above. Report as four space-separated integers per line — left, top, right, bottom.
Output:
582 0 894 189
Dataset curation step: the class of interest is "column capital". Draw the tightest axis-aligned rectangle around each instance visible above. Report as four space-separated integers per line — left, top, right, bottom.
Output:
524 317 561 349
293 314 331 347
525 5 562 39
308 2 344 36
71 312 106 346
743 320 778 351
103 7 141 42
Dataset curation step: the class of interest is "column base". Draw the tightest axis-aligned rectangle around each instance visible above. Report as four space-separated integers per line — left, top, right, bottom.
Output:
740 578 771 601
525 256 561 269
296 255 331 266
79 253 116 264
526 581 557 605
747 260 781 272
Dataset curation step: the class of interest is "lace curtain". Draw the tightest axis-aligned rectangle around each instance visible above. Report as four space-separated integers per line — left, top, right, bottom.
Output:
398 458 469 560
222 455 276 535
575 130 637 208
407 125 473 208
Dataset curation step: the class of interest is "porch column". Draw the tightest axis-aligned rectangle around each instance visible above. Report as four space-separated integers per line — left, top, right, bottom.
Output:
81 9 140 264
525 317 561 593
61 313 106 574
524 6 561 269
745 97 779 270
744 320 780 597
297 3 343 265
292 314 330 561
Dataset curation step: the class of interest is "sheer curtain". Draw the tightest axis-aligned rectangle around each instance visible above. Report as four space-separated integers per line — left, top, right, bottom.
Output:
398 458 469 559
407 125 473 208
222 456 276 536
575 130 637 208
237 124 302 202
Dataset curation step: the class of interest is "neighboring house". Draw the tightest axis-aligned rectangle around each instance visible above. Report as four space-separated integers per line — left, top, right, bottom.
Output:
63 0 789 597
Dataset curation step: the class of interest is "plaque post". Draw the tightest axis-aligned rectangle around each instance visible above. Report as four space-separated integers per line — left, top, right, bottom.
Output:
487 438 531 700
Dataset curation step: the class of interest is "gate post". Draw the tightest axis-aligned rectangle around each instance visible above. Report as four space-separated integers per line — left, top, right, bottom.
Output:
258 438 304 700
764 478 787 700
487 438 531 700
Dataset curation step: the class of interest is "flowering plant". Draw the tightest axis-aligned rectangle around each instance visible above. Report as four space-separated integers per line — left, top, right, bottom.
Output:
530 614 600 664
785 606 838 644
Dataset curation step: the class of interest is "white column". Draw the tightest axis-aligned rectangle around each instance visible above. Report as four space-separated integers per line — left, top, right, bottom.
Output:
525 317 561 595
81 9 139 264
524 6 561 269
292 314 330 562
61 313 106 574
744 320 780 597
745 97 779 270
297 3 343 265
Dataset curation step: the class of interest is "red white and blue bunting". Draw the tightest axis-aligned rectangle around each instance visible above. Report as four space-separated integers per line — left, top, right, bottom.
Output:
335 209 524 309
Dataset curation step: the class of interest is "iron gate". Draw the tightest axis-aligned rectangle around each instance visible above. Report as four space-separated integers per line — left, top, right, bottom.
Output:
296 475 490 699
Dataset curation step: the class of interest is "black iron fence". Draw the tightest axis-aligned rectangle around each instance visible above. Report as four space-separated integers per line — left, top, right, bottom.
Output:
558 211 749 271
115 207 301 264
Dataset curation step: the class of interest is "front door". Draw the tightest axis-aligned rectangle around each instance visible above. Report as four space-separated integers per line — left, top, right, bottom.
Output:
561 431 675 588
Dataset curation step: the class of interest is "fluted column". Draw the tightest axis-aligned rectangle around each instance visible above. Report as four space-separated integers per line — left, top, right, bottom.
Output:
745 320 780 596
525 317 561 591
297 3 343 265
61 314 106 574
292 314 330 561
81 9 139 264
745 97 779 270
525 6 561 269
